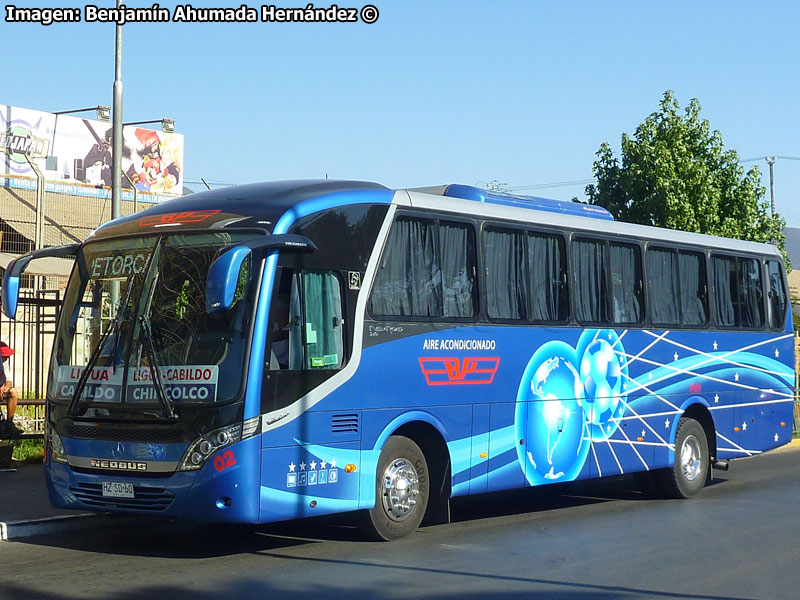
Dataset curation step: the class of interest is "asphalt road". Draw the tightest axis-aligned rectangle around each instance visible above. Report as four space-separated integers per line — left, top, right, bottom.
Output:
3 445 800 600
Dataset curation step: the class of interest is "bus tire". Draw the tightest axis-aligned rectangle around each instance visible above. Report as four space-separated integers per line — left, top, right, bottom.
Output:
359 435 429 541
658 417 709 499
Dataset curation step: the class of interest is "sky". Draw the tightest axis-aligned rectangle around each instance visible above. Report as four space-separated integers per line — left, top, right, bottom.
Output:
4 0 800 226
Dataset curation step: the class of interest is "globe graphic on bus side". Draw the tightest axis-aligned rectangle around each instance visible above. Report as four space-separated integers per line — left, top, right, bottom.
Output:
516 342 590 486
579 337 626 439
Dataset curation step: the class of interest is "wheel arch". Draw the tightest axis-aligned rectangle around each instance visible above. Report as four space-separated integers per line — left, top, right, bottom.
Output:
375 413 452 525
681 400 717 460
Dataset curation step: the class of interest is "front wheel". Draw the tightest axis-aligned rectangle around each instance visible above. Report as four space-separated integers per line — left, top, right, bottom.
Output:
658 417 709 499
359 435 429 541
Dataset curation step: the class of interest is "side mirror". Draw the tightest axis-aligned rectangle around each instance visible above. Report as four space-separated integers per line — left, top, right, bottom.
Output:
205 233 317 314
206 246 251 314
2 243 80 319
1 265 21 319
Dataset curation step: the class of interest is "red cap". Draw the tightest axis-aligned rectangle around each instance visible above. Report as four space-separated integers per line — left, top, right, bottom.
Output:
0 342 15 359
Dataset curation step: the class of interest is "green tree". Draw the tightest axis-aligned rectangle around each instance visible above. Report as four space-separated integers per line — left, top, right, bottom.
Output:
585 91 788 267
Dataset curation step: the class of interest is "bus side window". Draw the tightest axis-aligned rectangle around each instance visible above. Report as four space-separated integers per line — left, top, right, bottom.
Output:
268 269 344 370
739 257 764 328
609 242 643 324
572 238 609 324
712 255 738 327
298 271 344 369
766 260 787 329
678 250 708 326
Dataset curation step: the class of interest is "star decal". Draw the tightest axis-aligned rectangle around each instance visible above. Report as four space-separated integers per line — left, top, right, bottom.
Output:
299 461 306 471
775 348 780 358
330 459 337 468
288 462 296 472
641 429 646 438
648 372 653 380
742 422 747 431
713 341 718 350
320 460 328 469
673 352 679 361
714 394 719 403
774 433 780 442
310 460 317 470
664 418 671 429
734 373 740 382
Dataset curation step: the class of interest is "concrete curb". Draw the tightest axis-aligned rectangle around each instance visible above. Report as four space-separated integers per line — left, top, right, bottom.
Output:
0 513 157 542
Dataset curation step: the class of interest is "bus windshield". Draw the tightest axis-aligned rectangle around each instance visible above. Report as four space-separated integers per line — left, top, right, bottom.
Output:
49 232 255 408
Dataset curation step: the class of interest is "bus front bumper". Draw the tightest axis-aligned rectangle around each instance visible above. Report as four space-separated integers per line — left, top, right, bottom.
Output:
45 435 261 523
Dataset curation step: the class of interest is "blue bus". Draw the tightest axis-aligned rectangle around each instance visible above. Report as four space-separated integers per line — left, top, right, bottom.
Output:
2 180 794 540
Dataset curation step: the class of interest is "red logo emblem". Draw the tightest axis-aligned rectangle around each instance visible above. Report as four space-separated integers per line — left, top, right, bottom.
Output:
139 209 221 227
419 357 500 386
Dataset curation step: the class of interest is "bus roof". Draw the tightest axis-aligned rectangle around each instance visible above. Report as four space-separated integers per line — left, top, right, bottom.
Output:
410 184 614 220
89 179 781 259
400 187 782 258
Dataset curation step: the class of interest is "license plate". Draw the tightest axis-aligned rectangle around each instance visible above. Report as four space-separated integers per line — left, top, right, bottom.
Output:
102 481 134 499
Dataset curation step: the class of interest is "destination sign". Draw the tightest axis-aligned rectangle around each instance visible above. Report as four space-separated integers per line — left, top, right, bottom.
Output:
58 365 219 403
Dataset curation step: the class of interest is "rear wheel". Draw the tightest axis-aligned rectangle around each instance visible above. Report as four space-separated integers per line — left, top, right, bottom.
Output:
658 417 709 499
359 435 429 541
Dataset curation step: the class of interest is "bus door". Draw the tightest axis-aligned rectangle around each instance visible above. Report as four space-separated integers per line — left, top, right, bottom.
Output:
258 267 359 517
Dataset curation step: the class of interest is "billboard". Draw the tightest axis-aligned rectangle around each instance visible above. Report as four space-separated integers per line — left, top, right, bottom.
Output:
0 104 184 197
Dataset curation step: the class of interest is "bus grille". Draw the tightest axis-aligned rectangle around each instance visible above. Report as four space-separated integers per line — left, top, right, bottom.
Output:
331 413 359 434
69 483 175 511
64 424 187 443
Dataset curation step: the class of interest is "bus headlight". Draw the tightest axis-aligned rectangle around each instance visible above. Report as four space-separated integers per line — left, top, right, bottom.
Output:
47 424 68 464
178 423 243 471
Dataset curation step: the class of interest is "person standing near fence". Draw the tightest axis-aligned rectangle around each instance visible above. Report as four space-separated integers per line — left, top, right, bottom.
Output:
0 341 21 437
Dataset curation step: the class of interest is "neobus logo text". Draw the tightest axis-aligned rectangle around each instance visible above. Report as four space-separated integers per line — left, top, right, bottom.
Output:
90 459 147 471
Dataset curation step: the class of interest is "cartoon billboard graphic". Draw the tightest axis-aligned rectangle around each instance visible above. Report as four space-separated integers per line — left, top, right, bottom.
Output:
0 104 184 197
123 128 182 194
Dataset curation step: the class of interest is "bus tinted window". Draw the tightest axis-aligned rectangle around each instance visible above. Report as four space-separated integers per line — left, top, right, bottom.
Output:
484 228 527 320
370 217 441 317
740 258 764 328
610 242 643 324
527 232 569 322
678 251 707 326
647 247 680 325
440 221 477 318
712 255 764 328
572 238 609 324
712 256 738 327
767 260 787 329
370 216 476 319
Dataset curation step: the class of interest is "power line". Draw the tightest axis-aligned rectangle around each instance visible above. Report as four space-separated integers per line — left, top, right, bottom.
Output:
740 156 800 163
507 178 594 192
507 155 800 192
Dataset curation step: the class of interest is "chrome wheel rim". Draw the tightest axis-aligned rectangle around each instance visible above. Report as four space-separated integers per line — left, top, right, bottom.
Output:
680 435 702 482
381 457 420 522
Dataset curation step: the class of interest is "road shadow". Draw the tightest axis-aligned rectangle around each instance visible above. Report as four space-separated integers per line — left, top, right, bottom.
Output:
0 572 759 600
12 473 732 559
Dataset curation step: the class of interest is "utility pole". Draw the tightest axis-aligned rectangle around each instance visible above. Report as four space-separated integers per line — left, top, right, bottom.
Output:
111 0 123 222
110 1 123 313
765 156 777 217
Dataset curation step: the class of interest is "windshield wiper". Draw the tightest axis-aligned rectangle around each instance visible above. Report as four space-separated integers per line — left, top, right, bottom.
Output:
66 319 115 416
67 279 137 416
138 313 177 420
